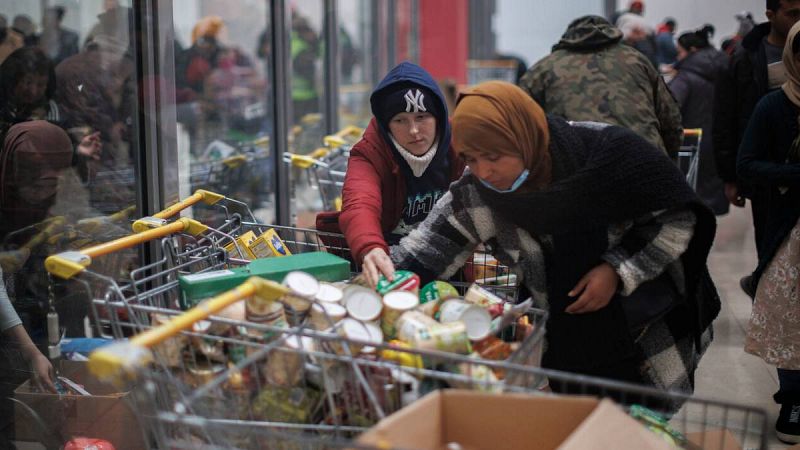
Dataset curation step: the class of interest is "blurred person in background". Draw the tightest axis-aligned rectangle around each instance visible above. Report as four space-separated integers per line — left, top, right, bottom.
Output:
723 11 758 56
331 62 465 283
668 27 729 215
520 15 682 157
39 6 79 66
617 12 659 68
609 0 644 30
385 81 718 402
11 15 37 47
737 21 800 444
291 10 321 123
713 0 800 297
0 15 24 65
655 17 678 67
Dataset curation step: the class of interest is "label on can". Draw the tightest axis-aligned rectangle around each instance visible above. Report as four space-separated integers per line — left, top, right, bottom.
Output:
376 270 421 295
409 321 471 354
396 310 439 343
463 283 505 308
419 281 459 304
381 291 420 339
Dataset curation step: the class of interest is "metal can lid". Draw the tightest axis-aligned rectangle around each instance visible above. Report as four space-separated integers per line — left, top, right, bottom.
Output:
311 301 347 318
283 271 320 298
383 290 419 310
316 283 344 303
344 287 383 322
441 301 491 341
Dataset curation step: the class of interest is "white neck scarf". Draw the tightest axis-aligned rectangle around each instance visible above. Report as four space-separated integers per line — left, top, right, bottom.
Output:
390 135 438 177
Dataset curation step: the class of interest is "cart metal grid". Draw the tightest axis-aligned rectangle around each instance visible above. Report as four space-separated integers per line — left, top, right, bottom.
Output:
87 277 768 450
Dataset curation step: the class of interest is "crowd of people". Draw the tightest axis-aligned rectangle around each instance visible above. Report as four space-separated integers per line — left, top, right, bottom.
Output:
0 0 798 446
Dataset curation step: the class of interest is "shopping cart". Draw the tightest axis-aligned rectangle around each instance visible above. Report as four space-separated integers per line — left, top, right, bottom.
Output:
678 128 702 191
87 277 768 450
284 125 363 212
44 216 239 340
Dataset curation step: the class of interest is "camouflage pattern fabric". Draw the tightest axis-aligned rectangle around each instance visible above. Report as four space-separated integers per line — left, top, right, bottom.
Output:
520 15 682 156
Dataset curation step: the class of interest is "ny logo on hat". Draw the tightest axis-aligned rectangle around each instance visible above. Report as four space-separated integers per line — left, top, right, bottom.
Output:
404 89 427 113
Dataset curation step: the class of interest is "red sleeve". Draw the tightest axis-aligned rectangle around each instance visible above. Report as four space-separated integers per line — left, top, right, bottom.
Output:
339 142 389 264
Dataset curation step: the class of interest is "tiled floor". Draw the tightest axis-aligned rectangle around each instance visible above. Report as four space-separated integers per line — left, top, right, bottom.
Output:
688 205 788 449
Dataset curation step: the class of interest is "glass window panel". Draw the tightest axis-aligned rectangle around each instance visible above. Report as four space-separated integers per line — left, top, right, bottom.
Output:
170 0 274 224
337 0 372 129
287 0 326 227
0 1 142 442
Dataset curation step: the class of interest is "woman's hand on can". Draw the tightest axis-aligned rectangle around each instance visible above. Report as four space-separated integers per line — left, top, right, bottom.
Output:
362 247 395 288
565 262 620 314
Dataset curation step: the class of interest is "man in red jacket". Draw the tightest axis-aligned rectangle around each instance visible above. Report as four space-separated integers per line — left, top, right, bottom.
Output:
338 62 464 286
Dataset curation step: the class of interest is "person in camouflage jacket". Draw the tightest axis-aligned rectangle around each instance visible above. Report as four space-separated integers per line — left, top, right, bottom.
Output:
520 15 683 156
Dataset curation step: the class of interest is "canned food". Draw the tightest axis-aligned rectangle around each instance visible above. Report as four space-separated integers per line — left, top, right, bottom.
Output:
419 281 459 304
407 321 471 354
463 283 505 308
281 271 320 325
185 359 227 388
396 310 438 343
344 285 383 322
316 282 344 304
308 301 347 330
438 299 492 341
376 270 421 295
324 318 383 356
245 297 288 340
380 340 423 369
264 335 308 387
381 291 419 339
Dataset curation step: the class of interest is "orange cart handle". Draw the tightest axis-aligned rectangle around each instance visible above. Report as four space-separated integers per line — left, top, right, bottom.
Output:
131 190 223 232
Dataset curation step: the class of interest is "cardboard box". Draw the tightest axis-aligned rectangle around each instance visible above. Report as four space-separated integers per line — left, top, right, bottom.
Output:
14 360 145 450
179 251 350 306
357 390 677 450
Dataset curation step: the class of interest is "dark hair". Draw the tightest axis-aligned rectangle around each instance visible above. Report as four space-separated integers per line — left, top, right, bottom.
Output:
678 26 713 51
0 47 57 108
49 6 66 21
664 17 676 28
768 0 780 12
793 30 800 54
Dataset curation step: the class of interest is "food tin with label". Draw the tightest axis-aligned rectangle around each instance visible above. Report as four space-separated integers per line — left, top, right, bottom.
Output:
463 283 505 308
150 313 186 367
308 301 347 330
264 335 308 387
438 299 492 341
281 271 320 325
380 291 420 339
344 285 383 322
245 297 288 341
376 270 421 295
323 318 383 356
396 310 439 343
406 321 471 354
419 280 459 304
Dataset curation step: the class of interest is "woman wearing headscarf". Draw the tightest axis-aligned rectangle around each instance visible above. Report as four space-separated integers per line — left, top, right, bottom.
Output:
737 21 800 445
389 81 719 403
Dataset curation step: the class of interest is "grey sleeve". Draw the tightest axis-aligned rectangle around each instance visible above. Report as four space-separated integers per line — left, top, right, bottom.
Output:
0 268 22 332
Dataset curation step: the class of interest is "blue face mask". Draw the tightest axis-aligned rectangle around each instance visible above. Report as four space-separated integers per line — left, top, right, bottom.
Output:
478 169 529 193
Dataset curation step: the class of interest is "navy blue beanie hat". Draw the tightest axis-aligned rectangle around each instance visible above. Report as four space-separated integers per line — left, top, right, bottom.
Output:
374 82 442 131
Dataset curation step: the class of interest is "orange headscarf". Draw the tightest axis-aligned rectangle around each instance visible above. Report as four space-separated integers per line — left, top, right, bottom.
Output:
452 81 551 190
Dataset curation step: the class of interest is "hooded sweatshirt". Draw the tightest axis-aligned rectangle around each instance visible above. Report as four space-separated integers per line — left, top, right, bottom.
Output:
337 62 464 263
520 15 683 156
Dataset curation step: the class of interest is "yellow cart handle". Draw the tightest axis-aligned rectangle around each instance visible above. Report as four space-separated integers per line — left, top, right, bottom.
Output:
284 152 321 169
682 128 702 138
323 125 363 148
131 190 224 232
88 277 288 384
46 217 208 279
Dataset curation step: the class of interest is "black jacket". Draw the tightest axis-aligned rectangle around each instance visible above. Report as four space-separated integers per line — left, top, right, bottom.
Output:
712 22 771 184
